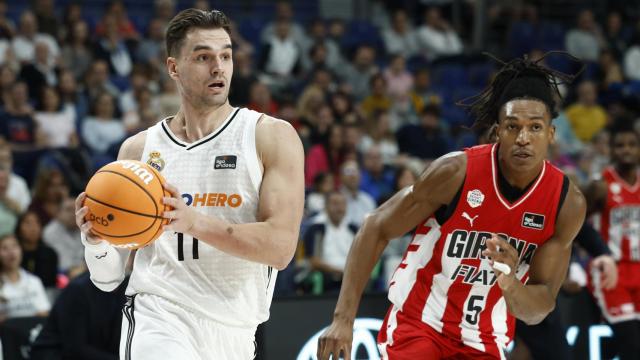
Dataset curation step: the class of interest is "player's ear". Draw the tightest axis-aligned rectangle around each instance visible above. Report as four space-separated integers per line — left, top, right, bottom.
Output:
549 123 556 145
167 57 179 80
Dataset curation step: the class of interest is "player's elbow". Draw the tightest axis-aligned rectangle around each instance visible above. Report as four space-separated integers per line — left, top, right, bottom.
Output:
522 301 555 325
273 252 293 271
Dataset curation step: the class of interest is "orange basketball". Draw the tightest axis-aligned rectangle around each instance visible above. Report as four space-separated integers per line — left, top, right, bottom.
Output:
84 160 171 249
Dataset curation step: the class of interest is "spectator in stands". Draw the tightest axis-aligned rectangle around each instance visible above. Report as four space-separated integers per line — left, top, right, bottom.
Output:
83 60 120 102
305 124 345 188
0 234 50 321
153 0 176 27
360 111 399 166
360 145 395 203
383 55 414 102
306 172 334 216
20 40 58 101
598 49 624 88
396 104 452 160
0 168 18 237
33 0 59 38
11 10 59 65
61 20 93 81
81 92 126 157
303 20 344 75
43 197 84 278
124 88 159 134
330 91 354 121
28 169 69 226
0 0 15 40
604 11 629 61
120 67 158 129
340 160 376 227
0 139 30 213
259 19 302 88
565 80 608 142
15 211 58 288
156 77 180 119
247 82 279 116
31 272 127 360
411 68 442 107
95 0 139 41
0 81 44 151
338 45 378 101
93 14 134 78
342 121 362 160
303 191 358 292
623 33 640 81
34 86 77 148
415 7 464 62
565 9 605 62
0 64 16 108
550 93 583 157
308 104 336 146
136 18 166 72
382 9 418 58
58 69 88 122
261 1 308 49
361 74 392 120
229 49 258 107
60 2 83 42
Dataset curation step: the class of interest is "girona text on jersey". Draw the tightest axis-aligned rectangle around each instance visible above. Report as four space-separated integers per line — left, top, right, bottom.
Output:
447 230 538 286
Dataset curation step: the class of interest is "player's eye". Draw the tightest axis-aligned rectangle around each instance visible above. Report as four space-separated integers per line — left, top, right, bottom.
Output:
196 54 209 61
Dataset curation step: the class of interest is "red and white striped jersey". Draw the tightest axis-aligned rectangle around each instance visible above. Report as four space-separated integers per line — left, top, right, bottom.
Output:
599 167 640 262
385 144 567 356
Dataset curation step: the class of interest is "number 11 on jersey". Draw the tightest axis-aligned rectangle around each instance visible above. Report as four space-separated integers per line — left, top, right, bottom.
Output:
176 232 199 261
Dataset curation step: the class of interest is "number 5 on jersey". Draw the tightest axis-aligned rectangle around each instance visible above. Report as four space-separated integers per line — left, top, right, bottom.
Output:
176 232 199 261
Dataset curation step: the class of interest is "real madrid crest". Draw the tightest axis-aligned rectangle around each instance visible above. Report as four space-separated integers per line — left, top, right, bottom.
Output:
147 151 165 171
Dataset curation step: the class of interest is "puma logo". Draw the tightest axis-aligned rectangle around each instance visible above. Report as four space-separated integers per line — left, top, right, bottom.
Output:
462 212 478 227
95 252 107 259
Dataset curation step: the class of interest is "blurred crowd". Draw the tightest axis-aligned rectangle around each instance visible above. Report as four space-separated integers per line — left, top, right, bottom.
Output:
0 0 639 342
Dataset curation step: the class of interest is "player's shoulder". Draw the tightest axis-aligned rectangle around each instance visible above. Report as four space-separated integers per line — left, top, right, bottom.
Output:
558 178 586 225
413 151 467 198
429 151 468 179
118 130 147 161
255 114 302 152
256 114 297 135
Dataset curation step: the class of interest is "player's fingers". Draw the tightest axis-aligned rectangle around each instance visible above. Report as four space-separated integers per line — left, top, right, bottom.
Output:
163 210 177 220
163 182 180 197
163 197 181 207
75 207 88 227
343 345 352 360
80 220 92 234
75 192 86 210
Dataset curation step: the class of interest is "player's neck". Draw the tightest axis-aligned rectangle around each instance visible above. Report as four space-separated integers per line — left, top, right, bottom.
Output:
614 163 638 185
173 102 234 143
497 158 543 190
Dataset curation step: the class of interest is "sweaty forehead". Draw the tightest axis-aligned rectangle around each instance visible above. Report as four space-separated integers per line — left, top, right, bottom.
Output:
500 99 549 120
183 28 232 51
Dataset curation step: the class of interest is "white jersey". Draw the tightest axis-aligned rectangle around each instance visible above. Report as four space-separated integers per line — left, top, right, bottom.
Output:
126 107 276 329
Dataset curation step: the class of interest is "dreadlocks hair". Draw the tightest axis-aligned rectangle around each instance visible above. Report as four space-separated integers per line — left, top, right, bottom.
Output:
459 51 583 133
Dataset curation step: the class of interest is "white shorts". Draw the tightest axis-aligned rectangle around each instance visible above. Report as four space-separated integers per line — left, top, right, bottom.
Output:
120 293 257 360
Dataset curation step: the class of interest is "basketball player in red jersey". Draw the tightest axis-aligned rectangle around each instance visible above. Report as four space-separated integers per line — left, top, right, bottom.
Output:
586 124 640 359
317 58 586 359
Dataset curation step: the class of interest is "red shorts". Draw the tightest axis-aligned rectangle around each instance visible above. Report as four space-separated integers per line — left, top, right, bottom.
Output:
588 261 640 324
377 306 503 360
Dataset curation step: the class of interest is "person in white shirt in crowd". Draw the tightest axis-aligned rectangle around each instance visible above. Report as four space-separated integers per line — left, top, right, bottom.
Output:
34 86 77 148
11 10 59 65
340 160 376 227
0 139 30 213
623 34 640 81
260 19 302 88
43 197 84 279
80 92 126 156
303 191 359 292
415 7 463 62
261 1 308 50
382 9 418 58
0 234 50 321
565 9 605 62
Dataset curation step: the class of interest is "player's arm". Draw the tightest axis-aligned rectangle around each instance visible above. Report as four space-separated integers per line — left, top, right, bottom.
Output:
584 179 607 216
163 116 304 270
485 181 586 325
75 132 146 291
317 153 466 360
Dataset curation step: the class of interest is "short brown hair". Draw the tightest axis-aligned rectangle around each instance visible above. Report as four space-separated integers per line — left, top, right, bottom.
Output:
165 9 231 57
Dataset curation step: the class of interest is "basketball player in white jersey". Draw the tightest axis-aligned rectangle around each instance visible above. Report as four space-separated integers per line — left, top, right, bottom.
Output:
74 9 304 360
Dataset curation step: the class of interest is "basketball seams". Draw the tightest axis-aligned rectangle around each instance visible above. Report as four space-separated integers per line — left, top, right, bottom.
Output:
95 170 159 217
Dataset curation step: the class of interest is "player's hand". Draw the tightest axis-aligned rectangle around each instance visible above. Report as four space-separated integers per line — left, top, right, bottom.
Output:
482 234 519 290
592 255 617 290
75 192 100 245
317 319 353 360
162 182 198 234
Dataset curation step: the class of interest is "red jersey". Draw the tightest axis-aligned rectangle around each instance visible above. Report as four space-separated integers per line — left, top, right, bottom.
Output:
383 144 567 356
599 167 640 262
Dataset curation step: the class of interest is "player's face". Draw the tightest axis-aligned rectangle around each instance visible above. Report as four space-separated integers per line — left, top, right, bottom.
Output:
496 99 555 173
611 132 640 167
168 28 233 109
